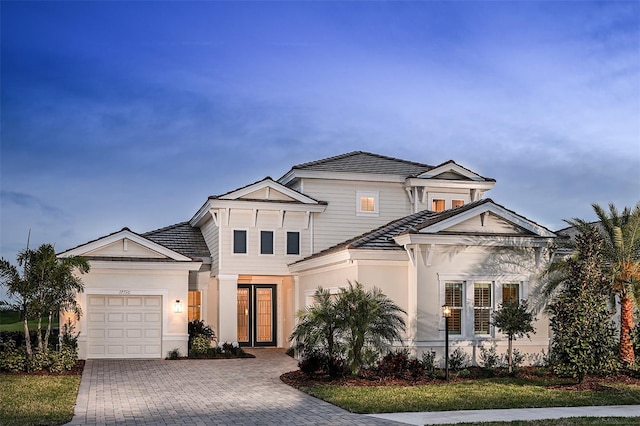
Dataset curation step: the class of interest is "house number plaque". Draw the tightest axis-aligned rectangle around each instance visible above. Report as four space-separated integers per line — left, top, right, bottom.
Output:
118 290 131 295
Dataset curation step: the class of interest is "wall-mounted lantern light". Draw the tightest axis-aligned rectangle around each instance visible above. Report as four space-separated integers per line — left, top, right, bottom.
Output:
442 304 451 381
173 300 183 313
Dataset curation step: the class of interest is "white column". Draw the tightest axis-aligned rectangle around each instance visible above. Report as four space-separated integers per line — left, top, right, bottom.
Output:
217 274 239 344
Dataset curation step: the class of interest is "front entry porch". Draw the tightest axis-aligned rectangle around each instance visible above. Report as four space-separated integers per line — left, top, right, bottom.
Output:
237 284 277 347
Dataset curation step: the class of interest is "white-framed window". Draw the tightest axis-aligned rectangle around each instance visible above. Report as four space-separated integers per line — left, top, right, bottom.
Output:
432 199 446 212
233 229 247 254
356 191 379 216
440 275 527 339
502 283 520 304
444 282 463 335
260 230 274 255
474 282 492 335
286 231 300 255
188 290 201 321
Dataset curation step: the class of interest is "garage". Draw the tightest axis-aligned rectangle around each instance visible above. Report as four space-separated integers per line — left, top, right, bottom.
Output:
86 295 162 359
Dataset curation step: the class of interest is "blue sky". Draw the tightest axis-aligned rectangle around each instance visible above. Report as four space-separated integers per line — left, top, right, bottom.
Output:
1 1 639 272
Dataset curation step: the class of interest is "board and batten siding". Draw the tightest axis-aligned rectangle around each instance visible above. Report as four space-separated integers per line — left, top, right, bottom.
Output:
218 209 309 276
300 179 412 252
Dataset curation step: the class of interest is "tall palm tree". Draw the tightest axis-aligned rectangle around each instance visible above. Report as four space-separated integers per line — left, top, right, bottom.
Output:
547 202 640 365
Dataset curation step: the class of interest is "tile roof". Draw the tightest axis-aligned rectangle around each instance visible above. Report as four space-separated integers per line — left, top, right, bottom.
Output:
292 198 555 265
143 222 211 260
289 151 433 177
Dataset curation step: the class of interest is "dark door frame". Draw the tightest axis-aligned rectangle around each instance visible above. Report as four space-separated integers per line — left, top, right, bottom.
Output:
237 284 277 347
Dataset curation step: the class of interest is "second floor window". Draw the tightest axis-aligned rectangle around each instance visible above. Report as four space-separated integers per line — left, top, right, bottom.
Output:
233 230 247 254
356 191 379 216
260 231 274 255
286 231 300 255
432 199 446 212
452 199 465 208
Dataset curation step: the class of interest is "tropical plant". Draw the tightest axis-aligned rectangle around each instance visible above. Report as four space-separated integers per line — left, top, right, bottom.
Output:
0 243 89 359
545 202 640 365
289 286 342 364
491 299 536 373
289 282 406 376
548 227 619 382
335 281 406 375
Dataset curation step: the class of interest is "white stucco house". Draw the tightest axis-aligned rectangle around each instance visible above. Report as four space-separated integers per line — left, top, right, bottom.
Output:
58 151 556 361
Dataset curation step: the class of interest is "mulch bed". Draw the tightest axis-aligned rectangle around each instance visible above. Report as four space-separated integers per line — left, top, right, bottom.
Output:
0 360 85 376
167 352 256 360
281 367 640 392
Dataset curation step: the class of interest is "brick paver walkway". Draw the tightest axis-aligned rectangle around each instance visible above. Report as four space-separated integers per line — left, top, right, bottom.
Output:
67 348 402 425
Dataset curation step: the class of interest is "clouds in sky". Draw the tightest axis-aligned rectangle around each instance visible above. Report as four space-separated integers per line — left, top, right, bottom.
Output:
1 1 639 266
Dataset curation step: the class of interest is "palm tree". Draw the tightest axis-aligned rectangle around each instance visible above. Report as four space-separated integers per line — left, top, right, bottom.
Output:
546 202 640 365
1 243 89 357
336 281 406 375
289 286 342 361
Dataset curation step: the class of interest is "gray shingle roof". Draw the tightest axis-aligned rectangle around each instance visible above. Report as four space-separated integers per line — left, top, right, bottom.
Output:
292 198 555 265
143 222 211 260
290 151 433 177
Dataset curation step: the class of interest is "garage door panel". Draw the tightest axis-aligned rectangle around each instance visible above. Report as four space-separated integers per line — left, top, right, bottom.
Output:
87 295 162 359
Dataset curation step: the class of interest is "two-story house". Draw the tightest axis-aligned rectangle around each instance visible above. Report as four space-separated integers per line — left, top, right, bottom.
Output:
59 151 556 361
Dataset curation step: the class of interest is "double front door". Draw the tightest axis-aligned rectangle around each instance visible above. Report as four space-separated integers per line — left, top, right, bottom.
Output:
237 284 276 347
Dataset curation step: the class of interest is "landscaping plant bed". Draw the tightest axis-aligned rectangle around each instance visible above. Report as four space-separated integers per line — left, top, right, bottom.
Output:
0 360 85 376
169 353 255 360
281 367 640 391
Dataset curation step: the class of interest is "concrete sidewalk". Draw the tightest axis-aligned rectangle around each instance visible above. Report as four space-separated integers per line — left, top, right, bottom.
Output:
369 405 640 425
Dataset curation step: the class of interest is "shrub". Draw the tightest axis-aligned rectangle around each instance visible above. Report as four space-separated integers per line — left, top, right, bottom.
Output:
421 350 436 375
501 348 524 372
167 348 181 360
188 320 216 350
479 344 501 369
190 335 211 355
0 339 27 372
60 319 80 350
407 358 424 379
457 368 472 378
52 345 78 371
448 348 470 370
377 350 409 378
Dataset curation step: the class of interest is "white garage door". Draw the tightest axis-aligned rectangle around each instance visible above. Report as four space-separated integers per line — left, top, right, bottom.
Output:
86 295 162 359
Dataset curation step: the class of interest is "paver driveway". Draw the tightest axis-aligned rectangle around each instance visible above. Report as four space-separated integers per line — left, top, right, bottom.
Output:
67 348 403 425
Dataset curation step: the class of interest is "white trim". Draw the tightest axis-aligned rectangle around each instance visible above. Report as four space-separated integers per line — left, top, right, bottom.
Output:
356 190 379 217
279 169 406 186
416 203 557 237
59 229 193 261
405 179 495 190
394 234 553 248
84 261 201 271
219 179 321 204
417 162 485 181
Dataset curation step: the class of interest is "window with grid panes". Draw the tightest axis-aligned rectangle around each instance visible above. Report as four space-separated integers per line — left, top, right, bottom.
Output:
502 283 520 304
445 282 463 334
474 282 492 334
432 199 446 212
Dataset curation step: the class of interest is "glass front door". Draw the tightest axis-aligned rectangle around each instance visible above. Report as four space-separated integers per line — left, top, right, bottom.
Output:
237 284 277 347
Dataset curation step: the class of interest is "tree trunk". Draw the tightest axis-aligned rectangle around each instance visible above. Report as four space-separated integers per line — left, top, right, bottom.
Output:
23 316 33 360
619 294 635 365
36 316 43 352
44 311 53 352
508 337 513 374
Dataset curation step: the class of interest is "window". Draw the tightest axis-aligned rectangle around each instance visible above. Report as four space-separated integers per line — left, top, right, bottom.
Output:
445 282 463 335
188 290 201 321
233 230 247 254
432 199 446 212
474 283 492 334
502 283 520 304
356 191 379 216
286 231 300 255
260 231 274 255
452 199 464 208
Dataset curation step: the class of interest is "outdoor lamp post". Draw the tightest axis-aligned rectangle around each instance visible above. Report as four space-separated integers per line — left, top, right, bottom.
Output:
442 304 451 381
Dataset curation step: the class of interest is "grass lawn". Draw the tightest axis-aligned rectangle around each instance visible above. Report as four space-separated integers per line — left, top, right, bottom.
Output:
0 375 81 426
0 310 58 332
443 419 640 425
301 377 640 414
